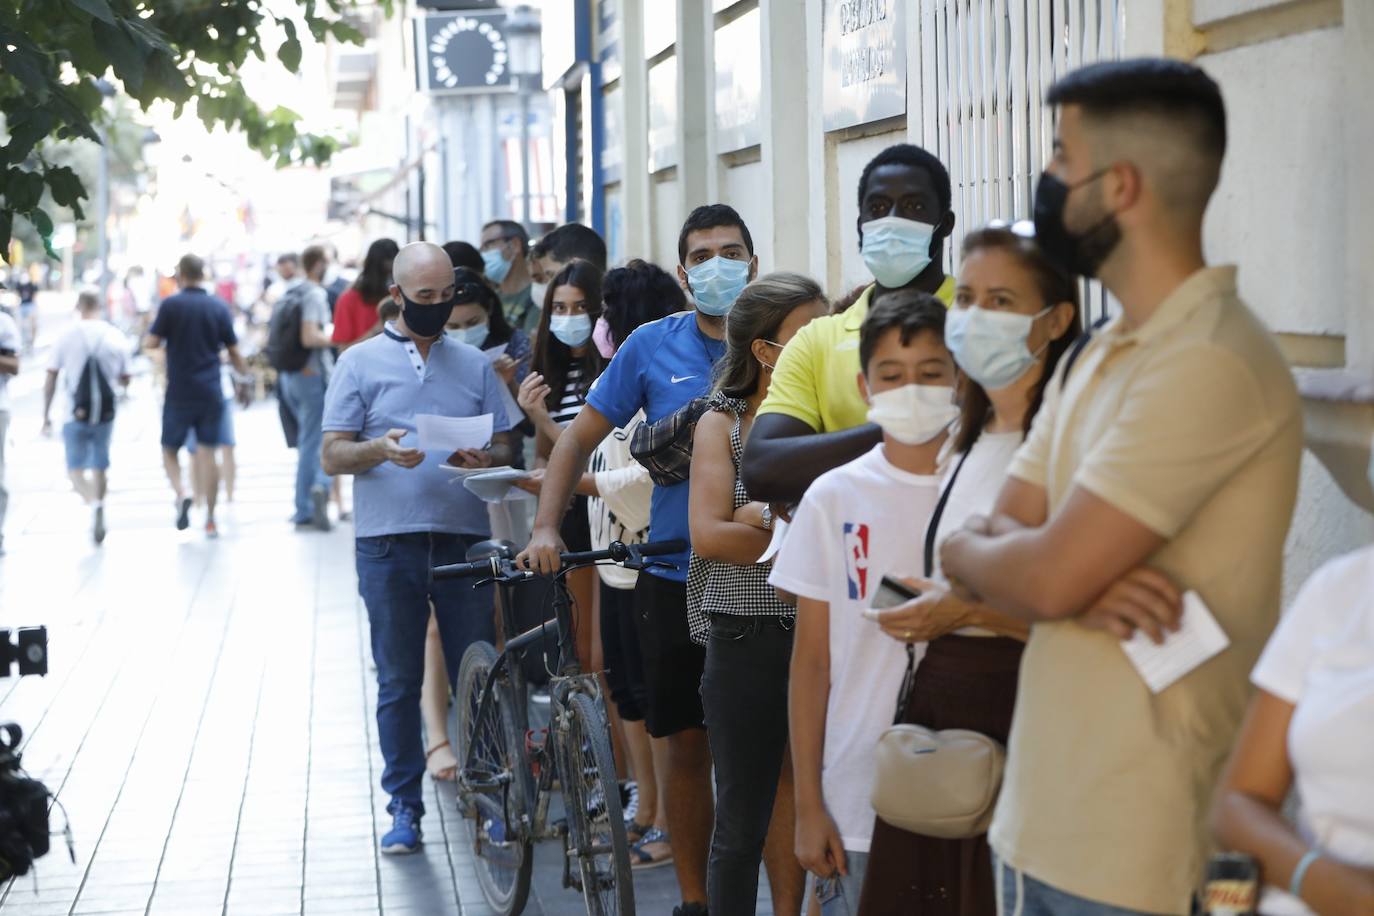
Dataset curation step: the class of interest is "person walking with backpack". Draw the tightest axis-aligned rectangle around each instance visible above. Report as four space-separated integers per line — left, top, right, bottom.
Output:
0 294 18 557
145 254 251 537
41 290 131 545
270 245 335 531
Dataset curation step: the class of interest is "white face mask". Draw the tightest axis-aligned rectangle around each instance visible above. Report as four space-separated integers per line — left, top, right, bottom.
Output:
529 282 549 309
866 383 959 445
946 305 1053 390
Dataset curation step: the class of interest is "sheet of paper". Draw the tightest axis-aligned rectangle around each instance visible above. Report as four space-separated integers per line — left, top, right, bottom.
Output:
757 517 789 564
417 413 493 454
482 343 508 363
1121 590 1230 693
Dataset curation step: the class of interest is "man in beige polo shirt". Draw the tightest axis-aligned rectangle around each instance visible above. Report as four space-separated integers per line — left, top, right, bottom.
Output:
941 59 1302 915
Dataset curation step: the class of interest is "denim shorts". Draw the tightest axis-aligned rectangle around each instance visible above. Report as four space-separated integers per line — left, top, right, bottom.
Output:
63 420 113 471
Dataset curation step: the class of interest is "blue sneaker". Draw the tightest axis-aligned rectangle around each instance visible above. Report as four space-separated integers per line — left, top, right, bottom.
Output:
381 804 422 854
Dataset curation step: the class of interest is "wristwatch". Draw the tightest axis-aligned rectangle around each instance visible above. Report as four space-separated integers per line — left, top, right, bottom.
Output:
760 504 774 531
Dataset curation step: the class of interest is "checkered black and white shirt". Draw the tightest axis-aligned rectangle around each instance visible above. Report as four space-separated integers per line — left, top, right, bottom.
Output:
686 395 794 645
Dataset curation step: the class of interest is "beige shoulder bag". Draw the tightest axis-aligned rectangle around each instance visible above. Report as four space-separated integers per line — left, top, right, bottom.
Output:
870 444 1007 840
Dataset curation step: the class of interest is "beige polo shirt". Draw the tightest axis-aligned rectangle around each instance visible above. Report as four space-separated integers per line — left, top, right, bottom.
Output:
990 267 1302 913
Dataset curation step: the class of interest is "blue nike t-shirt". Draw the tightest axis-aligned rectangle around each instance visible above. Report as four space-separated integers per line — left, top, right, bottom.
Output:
587 310 725 581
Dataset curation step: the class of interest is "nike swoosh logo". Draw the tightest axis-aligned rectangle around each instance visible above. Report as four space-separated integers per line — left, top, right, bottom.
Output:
670 375 696 383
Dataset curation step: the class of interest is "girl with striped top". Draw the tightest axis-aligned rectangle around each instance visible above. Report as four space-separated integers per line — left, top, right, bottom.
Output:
516 259 605 673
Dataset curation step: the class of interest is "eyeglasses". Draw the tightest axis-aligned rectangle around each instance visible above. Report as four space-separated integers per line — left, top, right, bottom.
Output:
984 218 1036 238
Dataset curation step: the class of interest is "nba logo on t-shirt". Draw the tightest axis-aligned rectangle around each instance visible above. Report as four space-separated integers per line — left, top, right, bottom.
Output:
842 522 869 600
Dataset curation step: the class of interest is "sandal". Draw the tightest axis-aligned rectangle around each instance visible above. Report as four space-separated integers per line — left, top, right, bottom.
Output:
426 740 458 782
624 818 652 844
630 827 673 870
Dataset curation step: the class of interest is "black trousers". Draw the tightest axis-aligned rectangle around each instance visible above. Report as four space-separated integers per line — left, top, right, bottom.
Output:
700 613 795 916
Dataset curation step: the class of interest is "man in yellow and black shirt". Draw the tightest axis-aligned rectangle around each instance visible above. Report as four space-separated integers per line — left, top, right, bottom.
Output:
741 143 957 504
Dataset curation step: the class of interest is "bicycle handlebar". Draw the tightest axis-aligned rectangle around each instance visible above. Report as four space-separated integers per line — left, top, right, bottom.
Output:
432 539 686 581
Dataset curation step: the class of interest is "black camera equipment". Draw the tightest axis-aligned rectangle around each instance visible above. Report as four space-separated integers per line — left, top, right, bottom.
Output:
1 626 69 885
0 627 48 678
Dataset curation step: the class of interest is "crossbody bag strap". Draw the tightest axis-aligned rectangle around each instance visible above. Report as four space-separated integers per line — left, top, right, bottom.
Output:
893 440 976 725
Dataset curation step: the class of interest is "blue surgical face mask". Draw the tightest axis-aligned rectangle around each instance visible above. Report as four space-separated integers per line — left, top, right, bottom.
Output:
446 321 489 348
482 247 512 284
861 216 935 288
946 305 1053 390
550 312 593 347
686 256 751 317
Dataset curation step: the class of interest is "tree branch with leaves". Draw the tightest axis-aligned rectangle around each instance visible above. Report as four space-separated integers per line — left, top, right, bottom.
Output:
0 0 391 262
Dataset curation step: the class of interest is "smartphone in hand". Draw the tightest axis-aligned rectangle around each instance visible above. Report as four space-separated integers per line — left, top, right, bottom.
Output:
870 575 922 610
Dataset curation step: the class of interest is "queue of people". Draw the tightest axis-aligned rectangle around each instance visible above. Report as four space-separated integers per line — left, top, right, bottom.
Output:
75 52 1367 916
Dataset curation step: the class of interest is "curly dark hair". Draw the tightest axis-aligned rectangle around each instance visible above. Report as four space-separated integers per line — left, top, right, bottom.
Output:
600 259 686 350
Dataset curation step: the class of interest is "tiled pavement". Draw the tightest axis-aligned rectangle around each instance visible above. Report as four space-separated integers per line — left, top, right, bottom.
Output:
0 313 774 915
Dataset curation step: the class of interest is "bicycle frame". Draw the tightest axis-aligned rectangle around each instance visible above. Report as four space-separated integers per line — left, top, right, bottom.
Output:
461 566 600 845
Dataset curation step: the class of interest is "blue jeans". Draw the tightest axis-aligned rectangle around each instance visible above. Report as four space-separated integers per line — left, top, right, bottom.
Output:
815 851 869 916
63 420 114 470
995 857 1168 916
278 371 329 522
355 532 496 815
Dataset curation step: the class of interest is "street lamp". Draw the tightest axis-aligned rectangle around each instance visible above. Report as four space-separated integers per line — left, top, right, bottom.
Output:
94 79 116 317
504 4 541 231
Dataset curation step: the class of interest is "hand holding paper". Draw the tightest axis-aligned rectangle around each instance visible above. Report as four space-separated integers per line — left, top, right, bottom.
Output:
1120 591 1230 693
416 413 493 454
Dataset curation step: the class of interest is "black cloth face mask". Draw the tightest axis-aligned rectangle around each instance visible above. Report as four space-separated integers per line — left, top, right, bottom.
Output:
1032 169 1122 279
397 289 456 339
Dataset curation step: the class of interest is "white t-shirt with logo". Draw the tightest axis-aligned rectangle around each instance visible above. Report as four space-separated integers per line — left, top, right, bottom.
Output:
0 310 18 411
1249 545 1374 915
47 319 129 419
769 444 941 852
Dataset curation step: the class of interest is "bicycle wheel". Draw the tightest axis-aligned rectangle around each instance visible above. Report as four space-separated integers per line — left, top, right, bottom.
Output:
455 641 533 915
560 691 635 916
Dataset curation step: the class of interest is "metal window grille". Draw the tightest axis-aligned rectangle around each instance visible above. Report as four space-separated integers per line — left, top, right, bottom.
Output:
918 0 1126 320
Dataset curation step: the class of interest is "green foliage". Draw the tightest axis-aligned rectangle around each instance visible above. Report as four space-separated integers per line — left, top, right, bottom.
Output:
0 0 392 263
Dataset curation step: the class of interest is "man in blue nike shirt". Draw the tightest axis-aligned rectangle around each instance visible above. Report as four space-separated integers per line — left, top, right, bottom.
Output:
519 204 757 916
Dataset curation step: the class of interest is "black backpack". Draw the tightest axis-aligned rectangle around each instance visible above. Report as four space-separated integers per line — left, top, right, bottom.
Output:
266 285 311 372
72 336 116 426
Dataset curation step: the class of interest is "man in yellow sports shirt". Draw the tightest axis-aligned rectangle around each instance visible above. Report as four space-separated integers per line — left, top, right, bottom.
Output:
741 144 957 504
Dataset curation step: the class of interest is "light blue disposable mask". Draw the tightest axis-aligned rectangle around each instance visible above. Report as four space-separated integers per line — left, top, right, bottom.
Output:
482 247 512 284
686 256 751 317
446 322 489 348
861 216 936 288
946 305 1052 390
550 312 593 347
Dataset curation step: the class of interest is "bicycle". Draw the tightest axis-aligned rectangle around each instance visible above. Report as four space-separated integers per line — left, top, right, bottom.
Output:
433 538 683 916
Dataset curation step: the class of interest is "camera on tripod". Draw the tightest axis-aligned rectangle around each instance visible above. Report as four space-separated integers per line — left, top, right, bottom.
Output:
0 627 47 679
1 626 61 884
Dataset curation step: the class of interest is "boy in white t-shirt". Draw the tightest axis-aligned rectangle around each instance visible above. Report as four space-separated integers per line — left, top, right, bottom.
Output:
771 291 958 914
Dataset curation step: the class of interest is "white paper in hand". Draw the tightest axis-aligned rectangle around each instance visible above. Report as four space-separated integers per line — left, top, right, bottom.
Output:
757 518 789 564
1120 590 1230 693
416 413 493 454
461 467 532 503
482 343 509 364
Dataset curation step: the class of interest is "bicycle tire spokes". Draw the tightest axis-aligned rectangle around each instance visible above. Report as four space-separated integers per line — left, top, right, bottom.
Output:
456 641 533 914
560 692 634 916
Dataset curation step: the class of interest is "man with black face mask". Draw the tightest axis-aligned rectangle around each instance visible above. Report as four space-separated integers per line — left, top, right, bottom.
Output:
321 241 517 856
741 143 957 506
941 59 1302 915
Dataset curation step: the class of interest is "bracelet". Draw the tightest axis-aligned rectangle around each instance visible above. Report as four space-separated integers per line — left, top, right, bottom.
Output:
1290 848 1321 899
